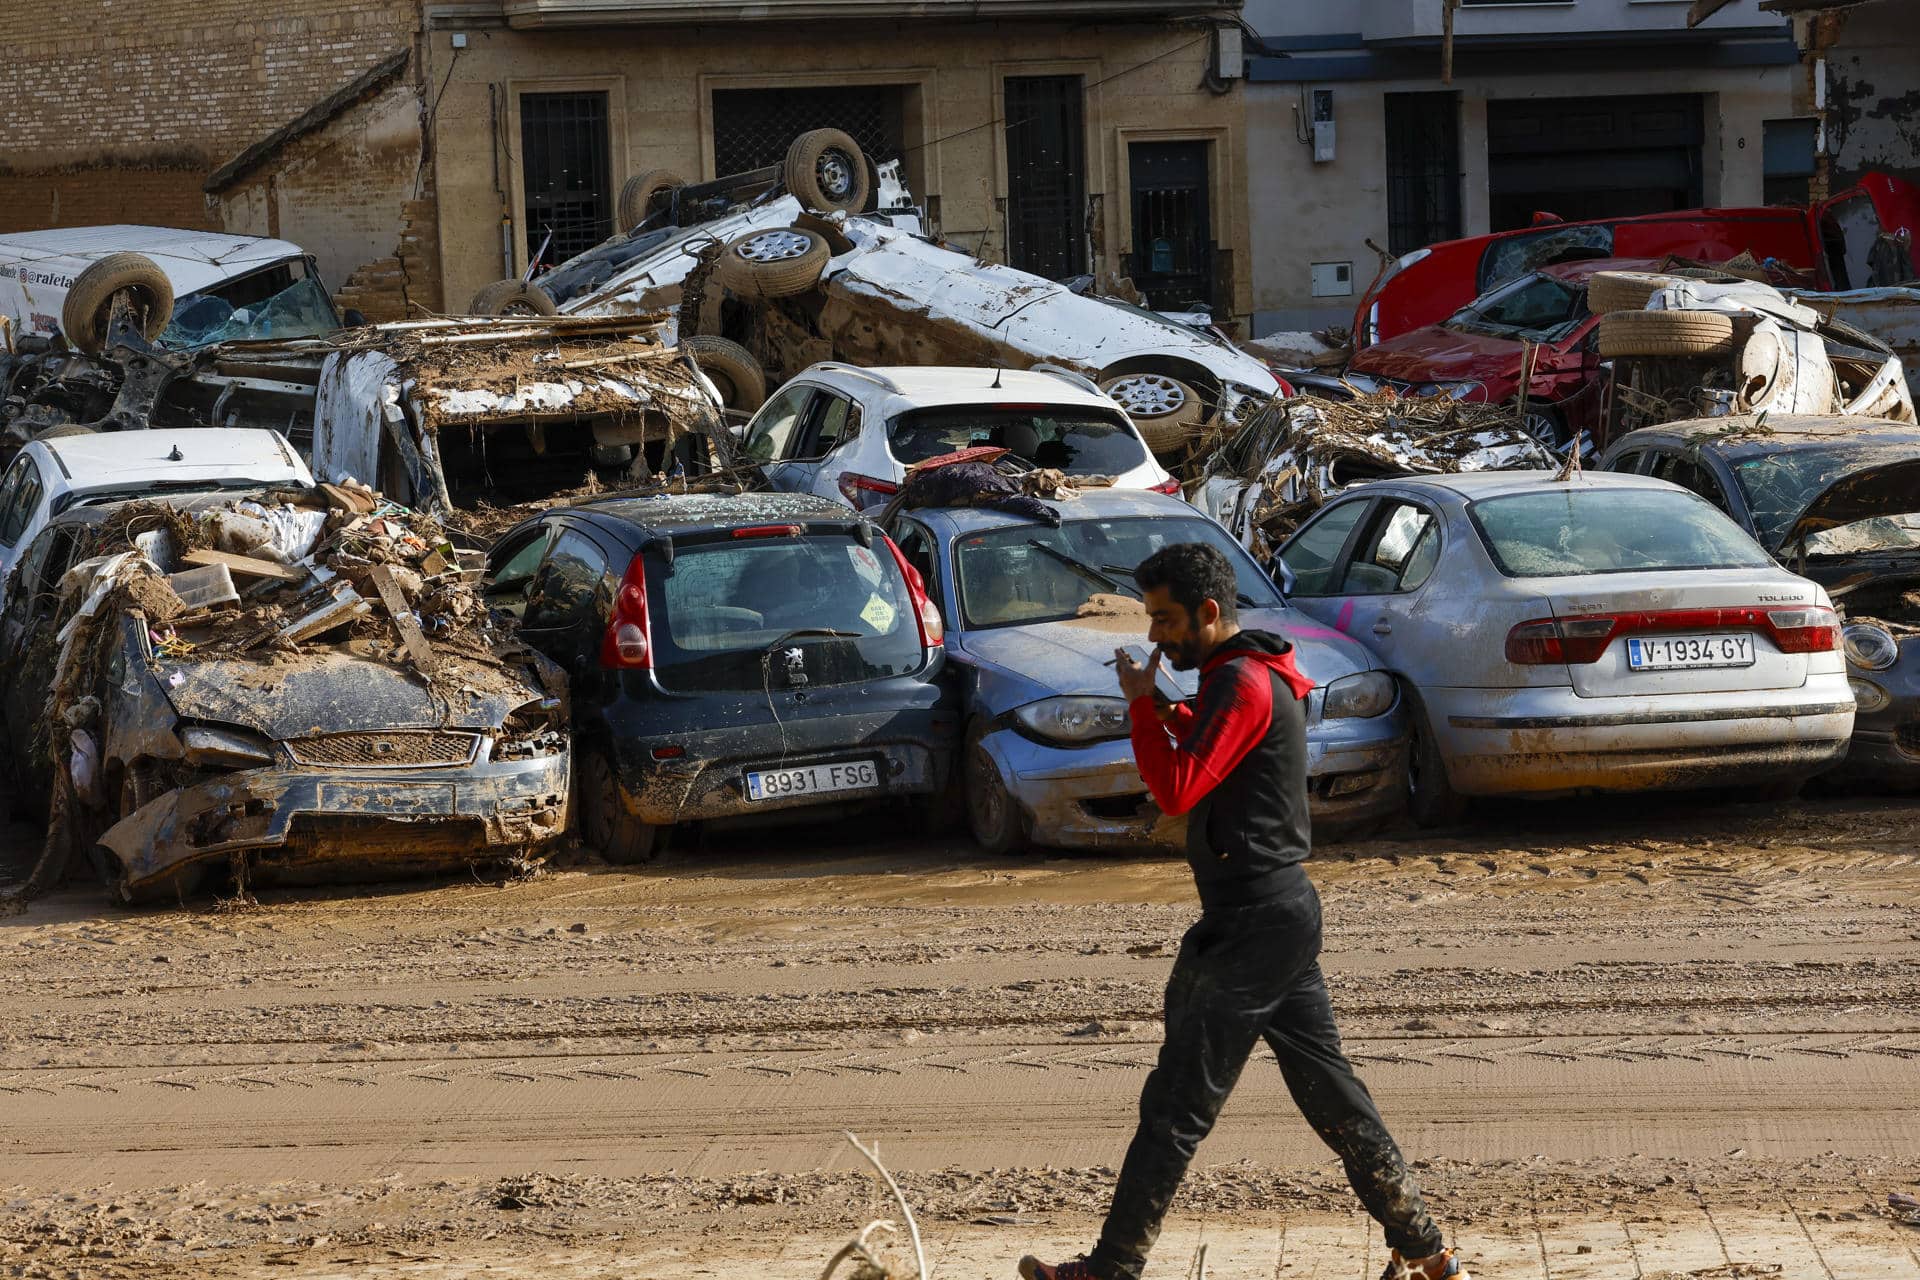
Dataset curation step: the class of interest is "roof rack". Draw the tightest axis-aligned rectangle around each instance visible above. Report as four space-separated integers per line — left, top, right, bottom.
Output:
811 362 902 393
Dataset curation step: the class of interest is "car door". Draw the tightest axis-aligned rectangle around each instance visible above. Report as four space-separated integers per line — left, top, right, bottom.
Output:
516 523 621 699
1311 497 1448 675
0 524 78 778
1273 497 1375 629
783 390 862 500
0 452 46 596
743 383 819 493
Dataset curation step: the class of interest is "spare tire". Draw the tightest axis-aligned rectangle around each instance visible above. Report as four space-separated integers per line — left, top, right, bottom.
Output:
712 227 831 299
1597 309 1737 359
1101 371 1206 456
783 128 870 214
683 335 767 412
618 168 685 230
468 279 558 317
61 253 174 354
1587 270 1682 316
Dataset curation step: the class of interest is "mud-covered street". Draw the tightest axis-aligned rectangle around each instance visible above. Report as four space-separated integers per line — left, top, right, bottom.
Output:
5 793 1919 1279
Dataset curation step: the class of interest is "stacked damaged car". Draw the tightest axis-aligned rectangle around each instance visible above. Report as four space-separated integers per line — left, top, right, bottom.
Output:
1 465 569 903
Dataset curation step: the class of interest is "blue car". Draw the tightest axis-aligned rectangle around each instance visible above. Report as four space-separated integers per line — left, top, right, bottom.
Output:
885 489 1408 852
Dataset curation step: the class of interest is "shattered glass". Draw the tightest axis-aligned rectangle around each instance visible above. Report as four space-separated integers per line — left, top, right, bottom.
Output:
1470 488 1772 578
159 275 338 349
1732 446 1920 555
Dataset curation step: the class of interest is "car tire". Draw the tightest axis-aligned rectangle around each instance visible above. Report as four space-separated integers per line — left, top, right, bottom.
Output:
713 227 832 299
618 168 685 230
783 128 870 214
468 279 559 317
1586 270 1682 315
1404 692 1468 830
964 719 1028 855
1597 309 1736 360
61 253 175 354
1100 372 1206 455
579 747 660 866
683 335 768 412
34 423 99 440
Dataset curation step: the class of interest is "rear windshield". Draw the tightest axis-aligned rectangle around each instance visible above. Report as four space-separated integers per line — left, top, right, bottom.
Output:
955 515 1282 630
645 533 923 691
1469 487 1771 577
888 406 1148 475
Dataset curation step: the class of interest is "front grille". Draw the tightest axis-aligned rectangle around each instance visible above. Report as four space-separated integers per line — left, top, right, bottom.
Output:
286 732 478 768
1898 723 1920 757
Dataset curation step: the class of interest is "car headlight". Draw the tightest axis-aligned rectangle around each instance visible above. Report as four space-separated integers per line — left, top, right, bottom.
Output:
1322 671 1396 719
1842 623 1899 671
1011 696 1133 745
179 724 276 768
1219 382 1272 428
1849 677 1891 713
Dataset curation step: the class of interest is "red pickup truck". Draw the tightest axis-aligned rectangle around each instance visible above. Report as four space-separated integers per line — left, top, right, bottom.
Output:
1351 173 1920 348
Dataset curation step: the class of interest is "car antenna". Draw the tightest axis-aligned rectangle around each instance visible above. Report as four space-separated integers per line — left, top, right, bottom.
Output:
167 444 184 462
991 367 1002 389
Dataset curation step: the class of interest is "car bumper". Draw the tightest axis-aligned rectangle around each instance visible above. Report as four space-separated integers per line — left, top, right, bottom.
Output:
1427 680 1856 795
982 716 1407 851
605 705 952 824
100 752 572 891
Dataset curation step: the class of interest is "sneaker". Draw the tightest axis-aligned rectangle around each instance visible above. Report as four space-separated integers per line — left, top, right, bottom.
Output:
1380 1248 1470 1280
1017 1256 1100 1280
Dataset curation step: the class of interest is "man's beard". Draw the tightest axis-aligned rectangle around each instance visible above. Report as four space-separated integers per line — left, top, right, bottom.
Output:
1162 637 1205 670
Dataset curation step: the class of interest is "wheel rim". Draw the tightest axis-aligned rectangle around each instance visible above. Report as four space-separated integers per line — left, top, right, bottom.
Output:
1519 410 1561 451
707 370 738 403
815 149 856 202
738 231 814 263
1107 373 1186 418
501 300 542 316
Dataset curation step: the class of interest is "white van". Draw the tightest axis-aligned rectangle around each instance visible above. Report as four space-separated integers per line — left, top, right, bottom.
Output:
0 226 340 355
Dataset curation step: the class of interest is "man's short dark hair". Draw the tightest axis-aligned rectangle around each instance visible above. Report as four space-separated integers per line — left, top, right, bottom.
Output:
1136 542 1238 625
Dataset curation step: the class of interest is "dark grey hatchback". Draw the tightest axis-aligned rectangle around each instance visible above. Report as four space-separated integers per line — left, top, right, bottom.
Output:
484 492 954 861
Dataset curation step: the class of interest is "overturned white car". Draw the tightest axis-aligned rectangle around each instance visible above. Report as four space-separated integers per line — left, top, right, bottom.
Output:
477 133 1279 456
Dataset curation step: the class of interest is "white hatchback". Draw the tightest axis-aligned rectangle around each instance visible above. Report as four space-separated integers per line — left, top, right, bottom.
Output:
740 364 1176 511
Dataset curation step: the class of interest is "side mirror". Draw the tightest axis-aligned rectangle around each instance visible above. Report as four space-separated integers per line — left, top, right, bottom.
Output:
1272 558 1297 596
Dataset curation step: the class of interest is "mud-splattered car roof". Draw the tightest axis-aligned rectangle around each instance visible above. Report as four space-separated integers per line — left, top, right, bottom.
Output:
563 490 858 536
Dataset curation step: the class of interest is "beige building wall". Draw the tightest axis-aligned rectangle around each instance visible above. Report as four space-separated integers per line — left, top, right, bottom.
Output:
423 22 1251 324
1246 66 1793 334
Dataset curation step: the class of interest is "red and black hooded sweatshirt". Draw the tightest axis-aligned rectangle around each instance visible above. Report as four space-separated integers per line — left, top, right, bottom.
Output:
1128 629 1316 911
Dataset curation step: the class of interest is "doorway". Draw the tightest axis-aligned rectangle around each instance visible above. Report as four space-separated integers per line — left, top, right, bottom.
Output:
520 91 613 267
1128 140 1213 311
1487 95 1703 231
1003 75 1087 280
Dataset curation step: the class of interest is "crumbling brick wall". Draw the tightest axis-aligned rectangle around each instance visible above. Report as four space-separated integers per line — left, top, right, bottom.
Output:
0 1 421 233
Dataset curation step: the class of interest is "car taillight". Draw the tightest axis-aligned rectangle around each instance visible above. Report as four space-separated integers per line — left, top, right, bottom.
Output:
837 472 899 510
599 553 652 669
1504 617 1615 665
1274 375 1296 398
731 523 803 538
1505 605 1842 666
1150 477 1181 496
882 536 944 649
1766 606 1840 653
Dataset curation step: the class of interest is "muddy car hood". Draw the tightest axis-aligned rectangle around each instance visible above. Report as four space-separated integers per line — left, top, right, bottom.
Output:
157 652 531 740
959 607 1369 702
1780 456 1920 551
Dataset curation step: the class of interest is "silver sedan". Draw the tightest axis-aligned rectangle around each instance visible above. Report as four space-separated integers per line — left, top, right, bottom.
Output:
1272 470 1856 825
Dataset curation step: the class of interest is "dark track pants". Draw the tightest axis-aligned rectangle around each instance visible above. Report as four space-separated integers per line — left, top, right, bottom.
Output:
1087 881 1443 1279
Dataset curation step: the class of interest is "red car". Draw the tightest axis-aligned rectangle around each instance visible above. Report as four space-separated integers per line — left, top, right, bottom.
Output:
1344 257 1653 452
1351 173 1920 349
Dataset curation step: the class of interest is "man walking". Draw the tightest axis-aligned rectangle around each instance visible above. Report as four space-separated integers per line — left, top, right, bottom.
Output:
1019 543 1465 1280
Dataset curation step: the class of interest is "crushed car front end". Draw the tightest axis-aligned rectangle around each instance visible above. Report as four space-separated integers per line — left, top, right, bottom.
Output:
95 617 570 898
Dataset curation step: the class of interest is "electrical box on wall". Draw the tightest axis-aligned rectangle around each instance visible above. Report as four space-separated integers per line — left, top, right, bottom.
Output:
1311 89 1335 163
1311 261 1353 298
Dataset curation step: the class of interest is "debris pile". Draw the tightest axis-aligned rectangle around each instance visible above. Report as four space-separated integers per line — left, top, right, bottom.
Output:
1214 392 1553 552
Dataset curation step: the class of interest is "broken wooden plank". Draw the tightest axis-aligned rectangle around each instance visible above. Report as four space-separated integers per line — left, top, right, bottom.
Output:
368 565 438 674
181 548 307 584
277 582 370 645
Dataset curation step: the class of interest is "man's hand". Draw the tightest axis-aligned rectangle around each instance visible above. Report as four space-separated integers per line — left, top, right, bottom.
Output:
1115 645 1164 704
